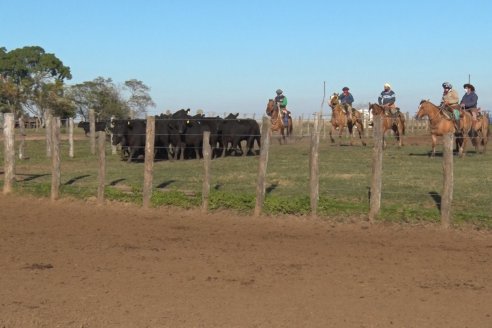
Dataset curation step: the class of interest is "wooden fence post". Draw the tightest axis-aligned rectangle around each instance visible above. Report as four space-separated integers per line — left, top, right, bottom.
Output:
18 116 27 160
202 131 212 213
3 113 15 194
310 113 321 217
45 113 52 157
89 109 96 155
68 118 74 158
254 116 271 217
97 131 106 204
110 116 117 155
441 133 454 228
369 115 383 222
299 115 304 138
51 117 61 201
142 116 155 208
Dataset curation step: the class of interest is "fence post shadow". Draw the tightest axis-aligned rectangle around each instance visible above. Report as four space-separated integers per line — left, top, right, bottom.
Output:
429 191 441 211
266 183 278 195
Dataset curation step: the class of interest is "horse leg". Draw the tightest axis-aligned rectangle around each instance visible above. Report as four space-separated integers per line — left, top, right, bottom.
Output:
357 123 366 146
394 127 401 149
461 131 468 157
329 126 336 143
348 125 354 146
431 135 437 157
338 126 344 146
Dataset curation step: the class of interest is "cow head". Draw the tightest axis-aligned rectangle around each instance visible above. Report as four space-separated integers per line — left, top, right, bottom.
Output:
171 109 191 134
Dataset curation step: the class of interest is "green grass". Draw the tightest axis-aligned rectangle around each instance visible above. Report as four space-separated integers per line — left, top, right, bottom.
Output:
1 128 491 227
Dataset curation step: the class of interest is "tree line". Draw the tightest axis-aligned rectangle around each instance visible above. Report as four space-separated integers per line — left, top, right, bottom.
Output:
0 46 155 125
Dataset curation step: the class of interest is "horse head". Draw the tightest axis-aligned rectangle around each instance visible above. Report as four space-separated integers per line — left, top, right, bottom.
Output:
266 99 278 117
415 99 431 119
369 103 383 116
329 93 340 108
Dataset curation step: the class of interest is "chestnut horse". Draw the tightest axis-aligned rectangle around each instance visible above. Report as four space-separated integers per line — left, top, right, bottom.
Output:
470 112 490 154
415 100 472 157
369 103 405 148
328 93 366 146
266 99 286 144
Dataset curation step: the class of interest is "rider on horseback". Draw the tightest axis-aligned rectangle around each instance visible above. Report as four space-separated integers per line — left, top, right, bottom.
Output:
275 89 288 110
378 83 398 115
460 83 479 121
441 82 460 130
339 87 354 120
275 89 291 125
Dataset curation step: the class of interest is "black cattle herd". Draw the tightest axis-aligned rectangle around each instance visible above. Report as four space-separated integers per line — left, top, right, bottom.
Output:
78 109 261 162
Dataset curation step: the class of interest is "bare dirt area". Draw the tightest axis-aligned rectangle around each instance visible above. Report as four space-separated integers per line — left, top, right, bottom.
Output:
1 195 492 328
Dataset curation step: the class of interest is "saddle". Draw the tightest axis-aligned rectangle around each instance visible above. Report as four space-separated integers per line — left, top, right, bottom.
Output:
440 104 460 120
465 107 482 121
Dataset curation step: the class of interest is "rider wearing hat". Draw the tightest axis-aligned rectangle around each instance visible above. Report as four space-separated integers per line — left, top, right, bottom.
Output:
275 89 291 123
460 83 479 121
339 87 354 119
275 89 288 109
441 82 460 129
378 83 397 114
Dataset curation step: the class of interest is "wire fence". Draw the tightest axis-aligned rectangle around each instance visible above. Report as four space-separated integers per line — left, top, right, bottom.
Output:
1 113 491 225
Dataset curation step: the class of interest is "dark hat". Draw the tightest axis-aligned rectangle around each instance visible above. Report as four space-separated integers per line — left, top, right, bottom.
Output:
342 87 349 91
463 83 475 91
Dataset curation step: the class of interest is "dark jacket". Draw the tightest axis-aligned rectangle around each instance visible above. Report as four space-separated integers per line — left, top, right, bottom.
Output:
339 93 354 105
378 90 396 105
460 92 478 109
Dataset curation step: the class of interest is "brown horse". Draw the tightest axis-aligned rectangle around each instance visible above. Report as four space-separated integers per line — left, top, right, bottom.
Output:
266 99 286 144
328 93 366 146
415 100 471 157
470 111 490 154
369 103 405 148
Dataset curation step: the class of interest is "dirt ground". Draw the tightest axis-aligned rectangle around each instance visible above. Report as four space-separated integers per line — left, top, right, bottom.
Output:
1 195 491 328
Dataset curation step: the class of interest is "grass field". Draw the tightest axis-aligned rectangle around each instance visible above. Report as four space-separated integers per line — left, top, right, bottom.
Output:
1 127 491 227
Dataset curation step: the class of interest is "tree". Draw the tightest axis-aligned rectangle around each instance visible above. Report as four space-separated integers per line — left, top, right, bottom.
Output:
68 77 129 121
123 79 155 119
0 46 72 121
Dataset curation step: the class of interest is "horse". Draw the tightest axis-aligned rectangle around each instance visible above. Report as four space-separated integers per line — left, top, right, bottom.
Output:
266 99 286 144
454 108 473 155
328 93 366 146
369 103 405 149
415 100 471 157
470 111 490 154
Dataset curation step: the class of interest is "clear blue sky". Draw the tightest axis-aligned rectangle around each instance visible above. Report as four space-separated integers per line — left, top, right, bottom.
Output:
3 0 492 117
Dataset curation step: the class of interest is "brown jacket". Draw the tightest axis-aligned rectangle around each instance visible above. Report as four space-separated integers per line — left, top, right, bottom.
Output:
442 89 459 105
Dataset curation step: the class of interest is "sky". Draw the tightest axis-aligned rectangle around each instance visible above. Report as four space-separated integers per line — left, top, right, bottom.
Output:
2 0 492 117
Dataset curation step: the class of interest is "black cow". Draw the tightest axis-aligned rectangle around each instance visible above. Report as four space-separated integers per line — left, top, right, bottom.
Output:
200 116 224 158
155 113 174 160
77 121 107 136
168 109 192 160
109 119 147 162
221 113 261 156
